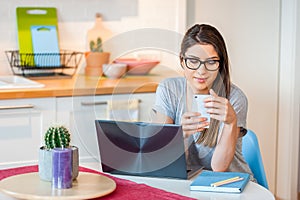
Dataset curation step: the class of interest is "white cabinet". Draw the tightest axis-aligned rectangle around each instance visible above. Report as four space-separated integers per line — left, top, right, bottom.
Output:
0 93 156 169
56 93 156 164
0 98 56 169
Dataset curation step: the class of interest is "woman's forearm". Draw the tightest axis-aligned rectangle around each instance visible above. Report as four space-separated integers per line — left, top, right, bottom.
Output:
151 110 174 124
211 121 239 171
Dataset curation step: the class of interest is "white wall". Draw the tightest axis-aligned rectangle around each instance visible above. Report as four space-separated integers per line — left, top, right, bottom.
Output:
191 0 280 194
296 0 300 194
0 0 186 75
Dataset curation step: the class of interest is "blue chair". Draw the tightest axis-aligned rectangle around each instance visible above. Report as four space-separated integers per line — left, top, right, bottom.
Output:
242 129 269 189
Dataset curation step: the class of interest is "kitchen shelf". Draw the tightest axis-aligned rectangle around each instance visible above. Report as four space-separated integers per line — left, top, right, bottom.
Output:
5 50 83 78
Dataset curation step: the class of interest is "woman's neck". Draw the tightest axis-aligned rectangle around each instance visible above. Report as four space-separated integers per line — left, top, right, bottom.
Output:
187 83 209 95
185 81 209 112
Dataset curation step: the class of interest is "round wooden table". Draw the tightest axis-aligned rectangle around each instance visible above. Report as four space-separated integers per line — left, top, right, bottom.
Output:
0 172 116 200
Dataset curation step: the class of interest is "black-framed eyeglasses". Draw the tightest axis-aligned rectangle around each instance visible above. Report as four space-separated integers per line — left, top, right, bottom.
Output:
183 57 220 71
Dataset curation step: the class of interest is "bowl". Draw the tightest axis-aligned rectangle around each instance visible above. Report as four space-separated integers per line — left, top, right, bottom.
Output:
114 58 160 75
102 63 127 79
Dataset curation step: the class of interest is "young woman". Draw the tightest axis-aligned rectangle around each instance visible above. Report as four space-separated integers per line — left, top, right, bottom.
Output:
152 24 254 179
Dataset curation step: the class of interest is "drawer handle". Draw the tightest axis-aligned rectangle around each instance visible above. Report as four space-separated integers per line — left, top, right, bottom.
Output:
81 99 142 106
0 104 35 110
81 101 107 106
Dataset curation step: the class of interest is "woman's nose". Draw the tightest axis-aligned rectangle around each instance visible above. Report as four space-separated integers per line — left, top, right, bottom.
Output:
196 63 207 74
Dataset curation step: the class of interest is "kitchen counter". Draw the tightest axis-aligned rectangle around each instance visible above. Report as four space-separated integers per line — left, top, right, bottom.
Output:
0 72 181 100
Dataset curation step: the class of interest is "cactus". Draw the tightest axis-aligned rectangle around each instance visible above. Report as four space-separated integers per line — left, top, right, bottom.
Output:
44 125 71 149
89 37 103 52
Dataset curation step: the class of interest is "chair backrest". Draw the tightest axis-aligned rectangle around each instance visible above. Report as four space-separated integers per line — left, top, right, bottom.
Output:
242 129 269 189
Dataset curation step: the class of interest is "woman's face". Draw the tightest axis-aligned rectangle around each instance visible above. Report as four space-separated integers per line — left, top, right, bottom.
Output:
182 44 219 94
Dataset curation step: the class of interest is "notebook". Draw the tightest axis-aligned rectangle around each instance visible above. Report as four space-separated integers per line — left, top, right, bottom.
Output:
190 170 250 193
95 119 203 179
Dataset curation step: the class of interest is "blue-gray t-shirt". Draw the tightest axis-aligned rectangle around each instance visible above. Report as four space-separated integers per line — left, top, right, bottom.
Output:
153 77 254 178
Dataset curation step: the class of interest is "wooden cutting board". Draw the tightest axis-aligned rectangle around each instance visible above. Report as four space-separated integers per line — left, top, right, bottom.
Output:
87 13 112 52
16 7 59 66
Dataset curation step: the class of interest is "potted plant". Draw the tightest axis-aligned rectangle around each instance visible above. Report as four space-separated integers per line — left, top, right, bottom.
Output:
85 37 110 76
38 125 79 182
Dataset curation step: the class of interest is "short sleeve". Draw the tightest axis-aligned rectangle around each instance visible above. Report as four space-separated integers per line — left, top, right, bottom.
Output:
152 77 185 122
229 84 248 128
153 80 176 120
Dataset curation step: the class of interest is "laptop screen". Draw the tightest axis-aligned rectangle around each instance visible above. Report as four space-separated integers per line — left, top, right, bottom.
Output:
95 120 190 179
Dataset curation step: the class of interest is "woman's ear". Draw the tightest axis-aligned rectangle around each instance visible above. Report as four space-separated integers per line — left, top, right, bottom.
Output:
179 55 184 69
180 62 184 69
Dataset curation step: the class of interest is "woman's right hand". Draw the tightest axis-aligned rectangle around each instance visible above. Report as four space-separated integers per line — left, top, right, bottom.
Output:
181 112 209 138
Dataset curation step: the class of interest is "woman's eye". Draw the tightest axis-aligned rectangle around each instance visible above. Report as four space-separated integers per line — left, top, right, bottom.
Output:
206 60 217 65
188 59 199 64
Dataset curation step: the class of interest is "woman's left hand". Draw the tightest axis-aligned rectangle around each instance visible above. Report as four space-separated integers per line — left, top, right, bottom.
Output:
204 89 237 124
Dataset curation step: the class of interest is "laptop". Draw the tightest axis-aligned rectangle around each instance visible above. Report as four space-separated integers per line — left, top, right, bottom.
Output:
95 119 203 179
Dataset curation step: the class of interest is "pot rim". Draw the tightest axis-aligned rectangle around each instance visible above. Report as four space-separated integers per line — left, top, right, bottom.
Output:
40 145 78 150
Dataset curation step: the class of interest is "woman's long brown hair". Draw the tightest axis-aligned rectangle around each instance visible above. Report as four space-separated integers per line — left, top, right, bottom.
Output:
180 24 231 147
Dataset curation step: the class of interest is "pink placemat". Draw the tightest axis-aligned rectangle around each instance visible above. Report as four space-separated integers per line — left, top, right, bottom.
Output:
0 165 195 200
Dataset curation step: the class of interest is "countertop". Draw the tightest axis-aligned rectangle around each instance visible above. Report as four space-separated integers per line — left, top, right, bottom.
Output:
0 72 181 100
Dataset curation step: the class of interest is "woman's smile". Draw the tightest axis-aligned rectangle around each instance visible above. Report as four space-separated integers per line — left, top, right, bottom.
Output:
194 77 207 83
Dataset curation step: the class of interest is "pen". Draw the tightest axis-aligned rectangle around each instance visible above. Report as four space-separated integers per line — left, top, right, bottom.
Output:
210 176 244 187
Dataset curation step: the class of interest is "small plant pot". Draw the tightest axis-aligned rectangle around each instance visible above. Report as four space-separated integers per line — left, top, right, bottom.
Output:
38 146 79 182
85 52 110 68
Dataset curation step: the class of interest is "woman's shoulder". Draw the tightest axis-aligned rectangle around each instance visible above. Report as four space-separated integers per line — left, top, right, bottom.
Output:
230 84 248 105
230 84 247 97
